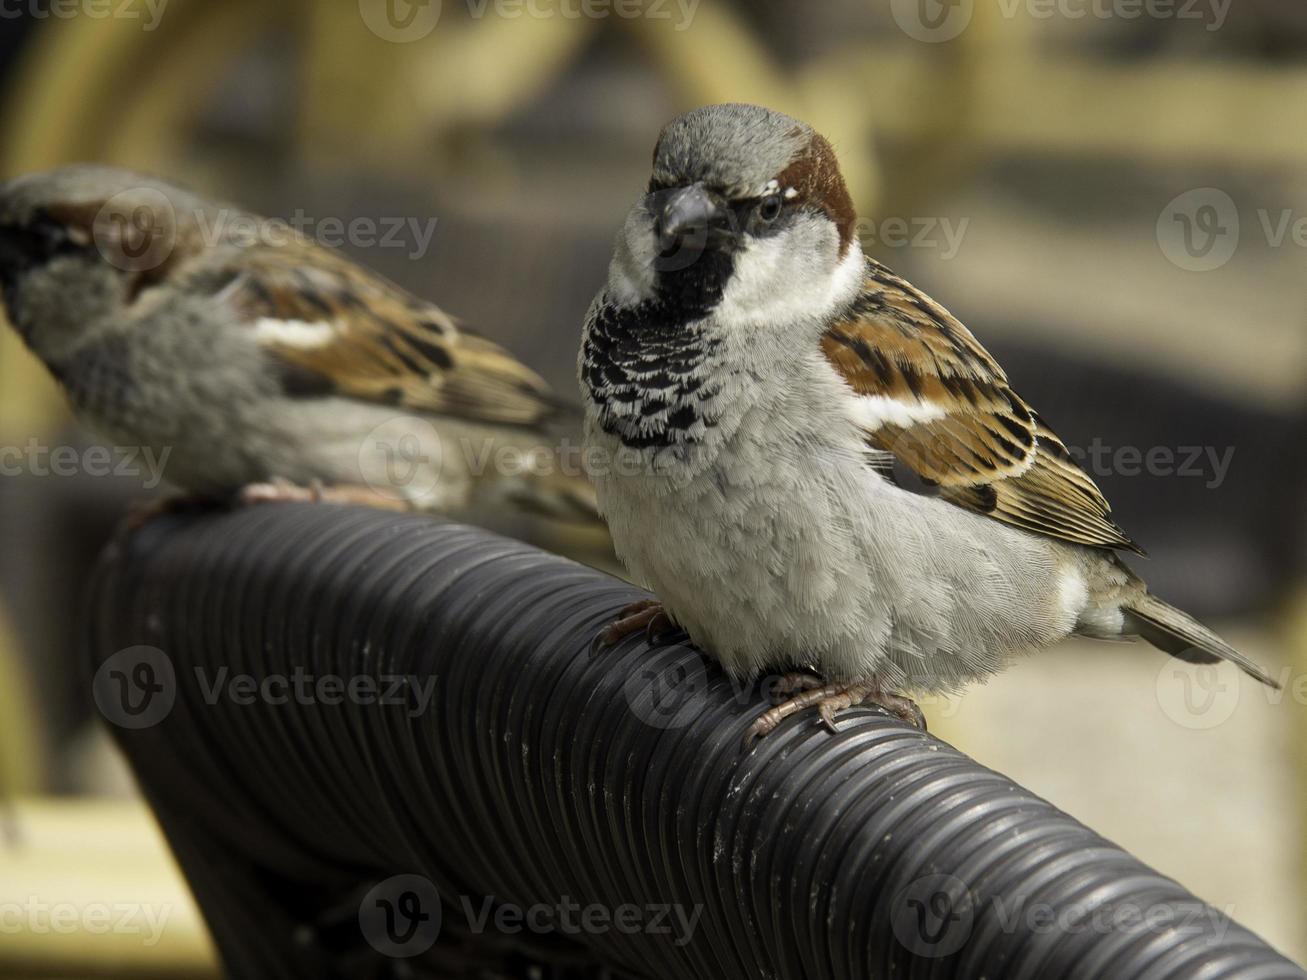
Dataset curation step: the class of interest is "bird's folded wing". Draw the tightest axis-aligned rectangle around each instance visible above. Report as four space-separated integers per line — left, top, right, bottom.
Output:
822 260 1142 554
206 244 563 428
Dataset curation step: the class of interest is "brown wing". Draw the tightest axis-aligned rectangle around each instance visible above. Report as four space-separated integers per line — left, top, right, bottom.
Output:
207 243 563 429
823 259 1143 555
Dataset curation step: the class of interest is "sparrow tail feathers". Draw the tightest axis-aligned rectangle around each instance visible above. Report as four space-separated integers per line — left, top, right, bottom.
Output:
1125 594 1280 689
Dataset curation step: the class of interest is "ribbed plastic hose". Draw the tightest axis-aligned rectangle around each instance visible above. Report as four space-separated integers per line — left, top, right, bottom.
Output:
84 505 1303 979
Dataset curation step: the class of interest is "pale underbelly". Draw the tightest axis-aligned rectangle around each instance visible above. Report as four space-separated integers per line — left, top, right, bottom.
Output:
598 459 1078 690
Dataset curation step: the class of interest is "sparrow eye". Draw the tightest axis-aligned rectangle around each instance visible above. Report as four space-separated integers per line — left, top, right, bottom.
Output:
756 194 783 224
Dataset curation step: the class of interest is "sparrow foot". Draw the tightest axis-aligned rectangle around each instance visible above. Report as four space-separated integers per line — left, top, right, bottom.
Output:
239 479 411 512
742 681 926 750
815 684 926 733
590 599 681 655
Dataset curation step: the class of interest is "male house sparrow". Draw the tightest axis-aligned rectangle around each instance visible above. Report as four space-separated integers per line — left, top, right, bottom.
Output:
0 165 596 522
579 104 1278 743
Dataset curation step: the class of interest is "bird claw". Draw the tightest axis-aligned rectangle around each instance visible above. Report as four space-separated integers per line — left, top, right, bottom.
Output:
741 680 926 751
818 702 843 734
741 682 843 750
741 708 781 751
893 696 928 731
591 599 673 656
643 612 687 647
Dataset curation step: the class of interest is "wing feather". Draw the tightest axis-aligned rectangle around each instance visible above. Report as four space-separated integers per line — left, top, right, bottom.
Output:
204 243 563 429
825 260 1143 555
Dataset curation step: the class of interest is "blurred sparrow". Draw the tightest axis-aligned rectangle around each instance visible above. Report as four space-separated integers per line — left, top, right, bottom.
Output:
0 165 596 522
580 104 1278 744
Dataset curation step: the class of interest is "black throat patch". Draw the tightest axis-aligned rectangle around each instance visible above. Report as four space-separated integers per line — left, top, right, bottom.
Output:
581 249 734 450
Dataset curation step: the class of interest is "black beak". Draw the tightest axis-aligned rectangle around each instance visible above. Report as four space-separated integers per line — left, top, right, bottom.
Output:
655 183 734 254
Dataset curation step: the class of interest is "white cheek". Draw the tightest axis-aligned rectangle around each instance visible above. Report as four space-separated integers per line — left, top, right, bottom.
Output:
716 230 863 329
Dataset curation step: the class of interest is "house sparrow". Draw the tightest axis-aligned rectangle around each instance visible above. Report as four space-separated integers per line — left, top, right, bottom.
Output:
0 165 597 522
579 103 1278 745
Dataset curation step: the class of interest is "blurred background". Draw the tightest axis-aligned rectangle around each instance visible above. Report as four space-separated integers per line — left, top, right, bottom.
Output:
0 0 1304 974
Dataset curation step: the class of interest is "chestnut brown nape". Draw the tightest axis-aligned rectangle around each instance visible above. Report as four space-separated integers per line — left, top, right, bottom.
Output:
777 133 857 254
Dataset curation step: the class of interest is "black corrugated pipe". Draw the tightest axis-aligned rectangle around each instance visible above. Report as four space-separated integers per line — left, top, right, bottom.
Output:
84 504 1303 979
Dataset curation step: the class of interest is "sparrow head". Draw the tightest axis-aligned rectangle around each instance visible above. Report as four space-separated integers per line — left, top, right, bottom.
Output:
609 103 860 323
0 164 222 362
